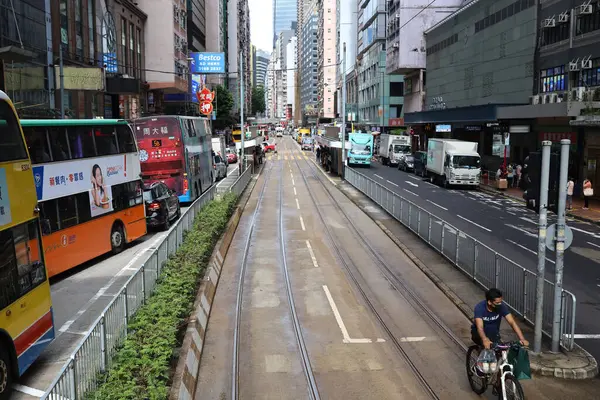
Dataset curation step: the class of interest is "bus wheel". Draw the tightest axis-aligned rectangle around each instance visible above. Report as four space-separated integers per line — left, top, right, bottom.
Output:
110 224 125 254
0 346 13 400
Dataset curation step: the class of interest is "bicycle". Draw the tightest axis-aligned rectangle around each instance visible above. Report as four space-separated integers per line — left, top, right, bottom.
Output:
466 341 526 400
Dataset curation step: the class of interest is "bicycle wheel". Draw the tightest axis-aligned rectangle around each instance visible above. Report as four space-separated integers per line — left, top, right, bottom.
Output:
466 345 487 394
499 374 525 400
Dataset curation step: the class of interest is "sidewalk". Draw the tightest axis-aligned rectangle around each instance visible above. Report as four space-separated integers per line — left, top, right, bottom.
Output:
480 181 600 225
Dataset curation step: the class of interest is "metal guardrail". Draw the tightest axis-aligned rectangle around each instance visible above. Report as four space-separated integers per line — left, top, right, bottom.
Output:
344 167 577 351
42 167 254 399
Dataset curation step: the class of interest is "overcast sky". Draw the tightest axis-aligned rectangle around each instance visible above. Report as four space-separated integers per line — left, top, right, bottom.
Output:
249 0 273 52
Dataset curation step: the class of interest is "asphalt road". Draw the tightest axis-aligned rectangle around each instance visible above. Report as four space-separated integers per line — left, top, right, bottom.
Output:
12 163 239 399
356 161 600 361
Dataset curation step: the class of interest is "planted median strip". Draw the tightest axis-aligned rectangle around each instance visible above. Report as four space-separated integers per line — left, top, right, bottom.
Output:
88 192 238 400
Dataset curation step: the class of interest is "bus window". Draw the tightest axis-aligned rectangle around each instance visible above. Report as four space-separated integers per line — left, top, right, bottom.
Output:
68 126 96 158
39 200 59 234
0 229 20 308
48 127 70 161
75 192 92 224
23 127 51 163
94 126 119 156
0 99 28 162
116 125 136 153
57 197 78 229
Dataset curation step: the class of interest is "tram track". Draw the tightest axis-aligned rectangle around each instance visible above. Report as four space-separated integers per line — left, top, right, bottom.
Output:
291 147 470 399
231 159 320 400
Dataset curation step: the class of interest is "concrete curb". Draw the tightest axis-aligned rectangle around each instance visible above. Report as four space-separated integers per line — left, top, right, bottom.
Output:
478 185 600 226
336 179 598 379
170 166 262 400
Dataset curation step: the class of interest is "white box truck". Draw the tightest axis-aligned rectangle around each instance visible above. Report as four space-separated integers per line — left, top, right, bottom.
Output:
212 136 227 161
379 134 411 166
426 139 481 188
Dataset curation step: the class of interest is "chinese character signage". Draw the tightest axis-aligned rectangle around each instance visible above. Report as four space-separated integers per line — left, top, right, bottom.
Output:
539 132 576 143
388 118 405 127
32 154 141 216
197 86 216 116
0 168 12 226
190 52 226 74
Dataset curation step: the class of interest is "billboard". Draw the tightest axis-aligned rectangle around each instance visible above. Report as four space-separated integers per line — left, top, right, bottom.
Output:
189 52 226 74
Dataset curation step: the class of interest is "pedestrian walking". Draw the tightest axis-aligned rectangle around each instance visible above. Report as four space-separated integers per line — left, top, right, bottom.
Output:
507 164 514 187
316 145 321 163
515 163 522 188
583 179 593 210
567 177 574 210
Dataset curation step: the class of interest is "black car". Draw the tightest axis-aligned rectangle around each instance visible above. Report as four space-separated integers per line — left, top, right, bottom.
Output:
398 154 415 172
143 182 181 230
412 151 427 177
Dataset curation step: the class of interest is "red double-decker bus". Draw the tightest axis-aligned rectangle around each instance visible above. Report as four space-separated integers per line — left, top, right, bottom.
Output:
134 116 213 203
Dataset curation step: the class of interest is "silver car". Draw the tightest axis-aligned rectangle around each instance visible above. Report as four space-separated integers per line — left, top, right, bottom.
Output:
213 154 228 181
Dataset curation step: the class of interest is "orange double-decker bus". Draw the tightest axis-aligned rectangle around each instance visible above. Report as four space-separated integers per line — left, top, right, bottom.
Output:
21 119 147 277
0 91 55 398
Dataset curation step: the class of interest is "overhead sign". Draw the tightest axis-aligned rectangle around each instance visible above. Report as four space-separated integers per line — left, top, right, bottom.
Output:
190 52 226 74
388 118 404 127
545 224 573 251
436 124 451 133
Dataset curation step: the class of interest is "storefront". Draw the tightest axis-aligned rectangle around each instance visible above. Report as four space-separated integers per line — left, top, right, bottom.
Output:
105 76 146 119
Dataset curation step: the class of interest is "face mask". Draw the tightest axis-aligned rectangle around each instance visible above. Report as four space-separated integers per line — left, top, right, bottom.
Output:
490 302 502 312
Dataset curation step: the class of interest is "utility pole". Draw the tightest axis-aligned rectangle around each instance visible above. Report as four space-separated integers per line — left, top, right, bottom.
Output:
240 54 245 170
533 140 552 353
59 46 65 119
552 139 570 352
341 42 347 166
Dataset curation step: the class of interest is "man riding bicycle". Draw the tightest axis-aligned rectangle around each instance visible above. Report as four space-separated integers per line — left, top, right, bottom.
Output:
472 288 529 350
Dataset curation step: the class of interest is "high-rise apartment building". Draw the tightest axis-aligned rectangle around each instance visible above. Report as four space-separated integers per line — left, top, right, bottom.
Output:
295 0 314 123
299 1 318 122
317 0 336 119
250 44 257 87
336 0 358 120
273 0 297 47
274 29 295 118
255 50 270 88
228 0 251 114
286 36 297 119
187 0 206 52
205 0 228 86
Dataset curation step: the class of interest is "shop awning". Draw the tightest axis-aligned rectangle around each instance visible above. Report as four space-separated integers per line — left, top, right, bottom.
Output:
0 45 37 62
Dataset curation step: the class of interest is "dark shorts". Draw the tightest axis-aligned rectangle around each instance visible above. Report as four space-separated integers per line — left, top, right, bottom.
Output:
471 328 500 346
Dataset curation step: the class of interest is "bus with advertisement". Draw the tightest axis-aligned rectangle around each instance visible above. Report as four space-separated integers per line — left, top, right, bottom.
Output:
134 116 213 203
0 91 55 397
20 119 147 278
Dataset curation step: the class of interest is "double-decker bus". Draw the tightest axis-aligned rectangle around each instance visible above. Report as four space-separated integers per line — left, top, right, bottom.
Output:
21 119 147 278
134 116 213 203
0 91 55 397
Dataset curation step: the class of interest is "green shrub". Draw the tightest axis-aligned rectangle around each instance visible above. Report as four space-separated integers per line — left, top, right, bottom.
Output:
88 192 238 400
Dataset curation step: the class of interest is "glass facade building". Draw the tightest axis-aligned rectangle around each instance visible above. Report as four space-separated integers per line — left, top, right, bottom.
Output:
272 0 296 47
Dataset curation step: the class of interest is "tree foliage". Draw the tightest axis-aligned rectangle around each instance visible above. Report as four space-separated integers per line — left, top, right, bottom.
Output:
213 85 236 130
251 85 266 116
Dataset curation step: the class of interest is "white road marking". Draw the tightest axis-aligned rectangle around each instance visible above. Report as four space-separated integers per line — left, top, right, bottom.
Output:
374 174 384 180
404 189 419 197
426 200 448 211
407 175 421 181
506 239 555 264
457 215 492 232
573 334 600 339
216 166 239 187
505 224 537 238
322 285 373 344
299 216 306 231
520 217 538 224
293 187 297 195
406 180 418 187
296 198 300 209
306 240 319 268
57 233 167 334
386 180 399 187
292 178 295 186
569 226 600 239
13 384 45 397
399 337 428 342
587 241 600 249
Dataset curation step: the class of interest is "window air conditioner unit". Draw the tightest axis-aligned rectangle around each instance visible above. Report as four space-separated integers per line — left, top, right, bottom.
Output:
569 61 580 71
393 43 399 48
579 4 593 14
582 59 592 69
558 13 569 23
548 93 558 103
543 18 556 28
542 94 551 104
396 13 400 18
530 95 540 105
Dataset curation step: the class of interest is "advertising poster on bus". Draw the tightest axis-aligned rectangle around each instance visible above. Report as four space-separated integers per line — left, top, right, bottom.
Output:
32 154 139 215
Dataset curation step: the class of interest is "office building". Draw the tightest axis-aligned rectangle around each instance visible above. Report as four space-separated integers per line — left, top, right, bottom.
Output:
317 0 336 120
336 0 357 121
273 0 297 47
255 50 270 88
299 1 318 122
228 0 251 114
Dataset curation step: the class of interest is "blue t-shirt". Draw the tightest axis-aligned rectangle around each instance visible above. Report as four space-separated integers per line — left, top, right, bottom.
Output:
471 300 510 340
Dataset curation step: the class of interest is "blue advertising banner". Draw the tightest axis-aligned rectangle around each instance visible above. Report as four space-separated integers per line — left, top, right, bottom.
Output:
190 52 225 74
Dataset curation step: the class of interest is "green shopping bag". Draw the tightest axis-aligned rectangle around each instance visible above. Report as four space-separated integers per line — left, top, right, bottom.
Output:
508 347 532 380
